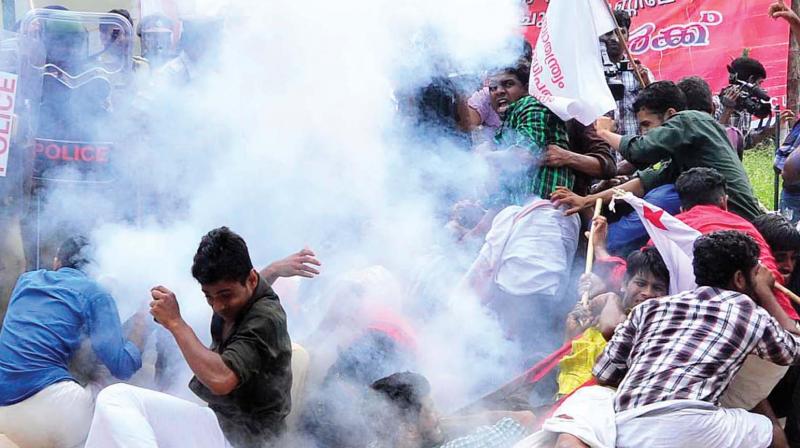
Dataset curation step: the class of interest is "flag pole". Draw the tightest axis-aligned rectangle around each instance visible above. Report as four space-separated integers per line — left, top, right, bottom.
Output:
581 198 604 306
777 283 800 306
603 1 648 88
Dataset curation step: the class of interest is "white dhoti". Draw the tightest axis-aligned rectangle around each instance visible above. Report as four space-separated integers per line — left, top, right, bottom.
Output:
720 355 789 410
472 200 580 298
0 380 95 448
615 399 773 448
513 386 616 448
84 383 231 448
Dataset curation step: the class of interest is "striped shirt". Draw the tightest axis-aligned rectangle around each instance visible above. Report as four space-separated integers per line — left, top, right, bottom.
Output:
491 95 573 207
593 286 800 412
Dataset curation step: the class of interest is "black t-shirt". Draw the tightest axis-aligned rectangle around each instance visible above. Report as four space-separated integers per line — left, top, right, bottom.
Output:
189 277 293 448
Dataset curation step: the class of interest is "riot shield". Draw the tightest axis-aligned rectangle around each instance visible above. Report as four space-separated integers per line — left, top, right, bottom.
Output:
0 28 42 325
18 9 134 268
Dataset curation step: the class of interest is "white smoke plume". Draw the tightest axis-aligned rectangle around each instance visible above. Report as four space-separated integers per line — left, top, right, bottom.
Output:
35 0 535 426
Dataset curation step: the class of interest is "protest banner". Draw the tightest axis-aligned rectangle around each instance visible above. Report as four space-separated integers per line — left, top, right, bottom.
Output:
523 0 791 107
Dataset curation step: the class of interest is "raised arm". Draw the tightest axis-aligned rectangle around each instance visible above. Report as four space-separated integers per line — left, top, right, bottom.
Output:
150 286 239 395
770 0 800 47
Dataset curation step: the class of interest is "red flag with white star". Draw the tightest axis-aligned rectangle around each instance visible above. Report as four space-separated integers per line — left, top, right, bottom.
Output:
616 192 701 294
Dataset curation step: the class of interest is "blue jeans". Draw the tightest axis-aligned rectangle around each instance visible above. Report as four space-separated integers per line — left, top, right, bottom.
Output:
607 184 681 256
781 187 800 224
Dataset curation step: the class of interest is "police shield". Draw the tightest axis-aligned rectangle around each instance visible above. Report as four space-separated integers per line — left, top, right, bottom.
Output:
20 9 133 183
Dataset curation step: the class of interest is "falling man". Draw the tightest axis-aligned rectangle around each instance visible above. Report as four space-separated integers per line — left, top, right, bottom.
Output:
84 226 294 448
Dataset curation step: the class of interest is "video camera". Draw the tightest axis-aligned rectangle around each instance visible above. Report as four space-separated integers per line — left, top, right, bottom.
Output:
600 41 628 101
727 73 772 119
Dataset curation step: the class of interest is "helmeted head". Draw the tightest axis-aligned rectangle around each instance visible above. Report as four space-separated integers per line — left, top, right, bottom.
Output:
137 14 175 65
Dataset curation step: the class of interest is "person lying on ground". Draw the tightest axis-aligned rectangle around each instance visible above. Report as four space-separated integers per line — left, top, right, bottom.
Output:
368 371 535 448
594 230 800 448
552 81 763 224
0 236 148 448
84 226 293 448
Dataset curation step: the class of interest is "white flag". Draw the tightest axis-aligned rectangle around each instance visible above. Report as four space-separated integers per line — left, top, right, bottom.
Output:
617 192 700 294
529 0 617 125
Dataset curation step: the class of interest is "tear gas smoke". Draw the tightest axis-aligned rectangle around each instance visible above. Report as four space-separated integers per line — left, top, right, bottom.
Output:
38 0 533 420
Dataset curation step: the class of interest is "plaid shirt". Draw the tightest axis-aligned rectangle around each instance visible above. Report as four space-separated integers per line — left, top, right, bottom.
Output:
614 70 648 137
491 95 573 207
593 286 800 413
437 417 527 448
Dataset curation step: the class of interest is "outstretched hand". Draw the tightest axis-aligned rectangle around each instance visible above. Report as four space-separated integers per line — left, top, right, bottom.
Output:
261 248 321 285
551 187 590 215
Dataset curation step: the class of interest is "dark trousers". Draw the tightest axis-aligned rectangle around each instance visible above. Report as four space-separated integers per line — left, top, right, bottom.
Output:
769 365 800 446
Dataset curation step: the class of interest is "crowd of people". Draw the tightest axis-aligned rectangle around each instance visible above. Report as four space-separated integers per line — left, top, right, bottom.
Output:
6 1 800 448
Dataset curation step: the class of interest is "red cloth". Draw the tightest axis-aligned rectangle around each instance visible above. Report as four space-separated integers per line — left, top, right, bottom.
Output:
594 255 627 293
675 205 800 320
539 378 600 425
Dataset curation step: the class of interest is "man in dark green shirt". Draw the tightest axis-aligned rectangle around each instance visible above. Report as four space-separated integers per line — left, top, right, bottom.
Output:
84 227 293 448
486 64 574 208
552 81 763 222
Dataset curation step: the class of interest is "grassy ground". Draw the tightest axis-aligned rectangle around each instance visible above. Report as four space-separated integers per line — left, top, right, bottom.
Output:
743 140 781 211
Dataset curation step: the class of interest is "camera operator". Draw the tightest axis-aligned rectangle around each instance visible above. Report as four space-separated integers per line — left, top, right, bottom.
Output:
600 10 654 138
714 56 773 149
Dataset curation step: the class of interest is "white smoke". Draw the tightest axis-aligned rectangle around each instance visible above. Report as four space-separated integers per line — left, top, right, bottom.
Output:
56 0 532 422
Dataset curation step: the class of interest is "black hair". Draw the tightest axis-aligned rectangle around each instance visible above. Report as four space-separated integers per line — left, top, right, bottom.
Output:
625 246 669 286
496 62 530 87
728 56 767 82
191 226 254 285
108 9 132 26
675 167 727 211
614 10 631 31
632 80 687 115
753 213 800 252
56 235 90 270
370 371 430 424
693 230 760 289
521 40 532 62
677 76 714 114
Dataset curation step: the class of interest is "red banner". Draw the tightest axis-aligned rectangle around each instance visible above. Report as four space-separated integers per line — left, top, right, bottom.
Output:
523 0 791 107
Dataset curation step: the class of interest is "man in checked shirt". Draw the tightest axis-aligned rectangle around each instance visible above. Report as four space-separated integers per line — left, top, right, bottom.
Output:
593 230 800 448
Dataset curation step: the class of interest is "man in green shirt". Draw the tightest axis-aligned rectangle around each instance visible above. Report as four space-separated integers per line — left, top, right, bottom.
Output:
552 81 763 222
486 64 574 207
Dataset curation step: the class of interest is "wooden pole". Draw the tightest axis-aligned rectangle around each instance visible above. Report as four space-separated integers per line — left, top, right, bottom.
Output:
603 0 649 88
776 283 800 306
789 0 800 114
581 198 604 306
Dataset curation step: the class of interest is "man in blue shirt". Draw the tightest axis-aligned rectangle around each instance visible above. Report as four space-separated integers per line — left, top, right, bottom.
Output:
0 236 147 448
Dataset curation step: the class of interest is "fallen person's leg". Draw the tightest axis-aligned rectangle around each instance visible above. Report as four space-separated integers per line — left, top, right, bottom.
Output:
84 383 232 448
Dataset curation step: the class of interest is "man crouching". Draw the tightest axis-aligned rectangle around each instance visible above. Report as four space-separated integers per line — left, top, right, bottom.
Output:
85 226 293 448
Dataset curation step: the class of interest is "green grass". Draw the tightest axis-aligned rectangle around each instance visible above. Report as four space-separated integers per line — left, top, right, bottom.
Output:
744 140 781 210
